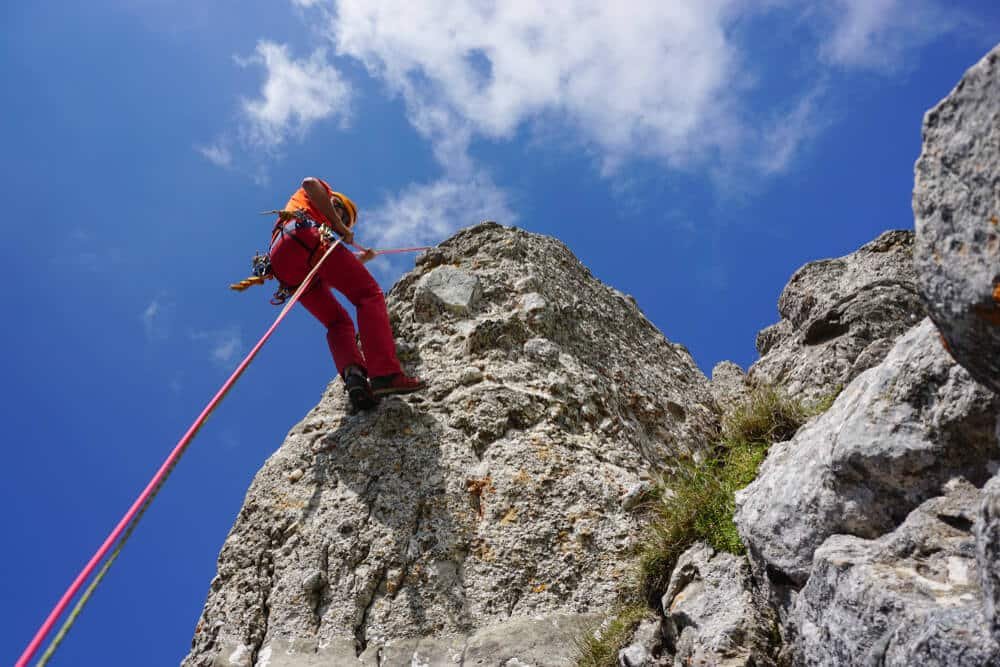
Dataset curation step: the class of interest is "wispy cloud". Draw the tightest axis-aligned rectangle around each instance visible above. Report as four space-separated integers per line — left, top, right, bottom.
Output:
197 143 232 168
237 41 352 149
142 298 173 342
816 0 960 72
189 325 244 366
294 0 970 181
199 40 352 177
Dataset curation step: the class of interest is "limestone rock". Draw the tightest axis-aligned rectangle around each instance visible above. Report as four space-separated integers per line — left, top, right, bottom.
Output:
709 361 749 422
413 265 482 321
618 618 663 667
184 223 719 666
735 319 1000 588
787 479 999 666
977 472 1000 643
661 543 775 667
749 230 925 400
914 45 1000 395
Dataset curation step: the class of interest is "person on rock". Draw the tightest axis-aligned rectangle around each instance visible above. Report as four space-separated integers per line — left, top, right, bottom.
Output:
267 177 426 411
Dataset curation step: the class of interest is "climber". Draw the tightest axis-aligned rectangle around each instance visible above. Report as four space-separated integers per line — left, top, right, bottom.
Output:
267 177 426 411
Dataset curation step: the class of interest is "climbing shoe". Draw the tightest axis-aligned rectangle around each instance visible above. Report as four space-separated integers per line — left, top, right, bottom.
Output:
344 372 378 412
371 373 427 397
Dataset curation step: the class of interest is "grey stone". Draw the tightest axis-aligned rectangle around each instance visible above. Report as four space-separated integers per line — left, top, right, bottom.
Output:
184 223 719 666
619 643 652 667
661 543 775 667
709 361 748 421
458 366 484 385
787 479 1000 666
523 337 561 365
914 45 1000 395
413 265 482 321
977 471 1000 643
736 319 1000 588
519 292 548 314
749 230 925 401
621 481 652 512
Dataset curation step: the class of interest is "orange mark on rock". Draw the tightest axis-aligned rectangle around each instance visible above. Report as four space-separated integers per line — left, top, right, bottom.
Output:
531 582 548 593
938 332 954 359
500 507 519 525
994 284 1000 304
465 476 495 519
991 215 999 226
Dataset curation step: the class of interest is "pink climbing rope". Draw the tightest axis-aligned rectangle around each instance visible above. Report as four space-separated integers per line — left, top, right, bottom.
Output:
17 239 345 667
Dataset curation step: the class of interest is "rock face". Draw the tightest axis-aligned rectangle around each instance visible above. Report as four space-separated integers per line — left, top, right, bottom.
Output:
709 361 749 423
748 230 925 400
184 223 719 666
788 479 999 666
978 474 1000 645
736 319 1000 588
914 45 1000 395
661 543 775 667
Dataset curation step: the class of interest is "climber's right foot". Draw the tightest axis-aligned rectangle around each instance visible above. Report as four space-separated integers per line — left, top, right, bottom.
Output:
371 373 427 397
345 373 379 412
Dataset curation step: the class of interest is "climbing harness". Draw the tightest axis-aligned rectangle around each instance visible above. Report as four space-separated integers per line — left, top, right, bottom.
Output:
16 237 346 667
228 208 432 304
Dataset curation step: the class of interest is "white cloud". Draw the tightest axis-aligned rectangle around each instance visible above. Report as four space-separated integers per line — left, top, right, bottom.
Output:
189 326 244 366
290 0 966 179
142 298 172 342
755 85 828 176
197 143 233 168
238 40 352 149
363 172 515 253
328 1 744 169
199 40 352 174
817 0 958 72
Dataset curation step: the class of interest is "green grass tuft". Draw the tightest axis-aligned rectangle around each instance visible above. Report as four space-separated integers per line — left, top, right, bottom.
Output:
575 604 649 667
636 384 837 605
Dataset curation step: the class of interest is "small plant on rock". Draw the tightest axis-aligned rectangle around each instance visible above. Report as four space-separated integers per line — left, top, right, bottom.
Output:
636 384 837 605
575 604 648 667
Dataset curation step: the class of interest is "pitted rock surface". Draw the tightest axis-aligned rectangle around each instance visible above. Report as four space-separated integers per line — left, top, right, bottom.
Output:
787 479 999 666
661 543 775 667
735 319 1000 588
183 223 718 666
749 230 925 400
709 361 749 423
977 472 1000 644
914 44 1000 395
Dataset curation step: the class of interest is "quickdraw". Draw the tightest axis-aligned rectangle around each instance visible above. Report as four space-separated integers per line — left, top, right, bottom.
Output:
230 209 336 305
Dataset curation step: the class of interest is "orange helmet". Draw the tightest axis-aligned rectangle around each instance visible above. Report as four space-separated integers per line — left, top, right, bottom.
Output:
331 191 358 227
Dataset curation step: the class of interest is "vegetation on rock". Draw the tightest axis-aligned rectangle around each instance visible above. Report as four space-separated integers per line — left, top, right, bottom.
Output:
577 384 838 666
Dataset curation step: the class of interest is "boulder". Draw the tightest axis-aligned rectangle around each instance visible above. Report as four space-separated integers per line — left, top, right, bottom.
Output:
977 473 1000 644
749 230 925 401
735 319 1000 588
661 543 775 667
184 223 719 666
914 44 1000 395
787 479 999 666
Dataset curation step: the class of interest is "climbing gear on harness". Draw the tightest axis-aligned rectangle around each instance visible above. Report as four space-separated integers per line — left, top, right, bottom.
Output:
344 367 378 413
230 210 338 304
371 372 427 397
17 237 345 667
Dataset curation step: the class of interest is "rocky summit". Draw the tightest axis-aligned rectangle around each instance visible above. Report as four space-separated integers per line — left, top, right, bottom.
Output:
186 43 1000 667
184 223 718 666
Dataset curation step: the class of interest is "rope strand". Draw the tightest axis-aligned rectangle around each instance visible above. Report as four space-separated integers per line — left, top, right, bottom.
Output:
18 240 344 667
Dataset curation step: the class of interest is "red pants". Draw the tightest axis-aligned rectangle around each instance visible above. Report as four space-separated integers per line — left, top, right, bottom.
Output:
269 225 402 378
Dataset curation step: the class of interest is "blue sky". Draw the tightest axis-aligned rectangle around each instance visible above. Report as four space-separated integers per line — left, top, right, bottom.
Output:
2 1 998 664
